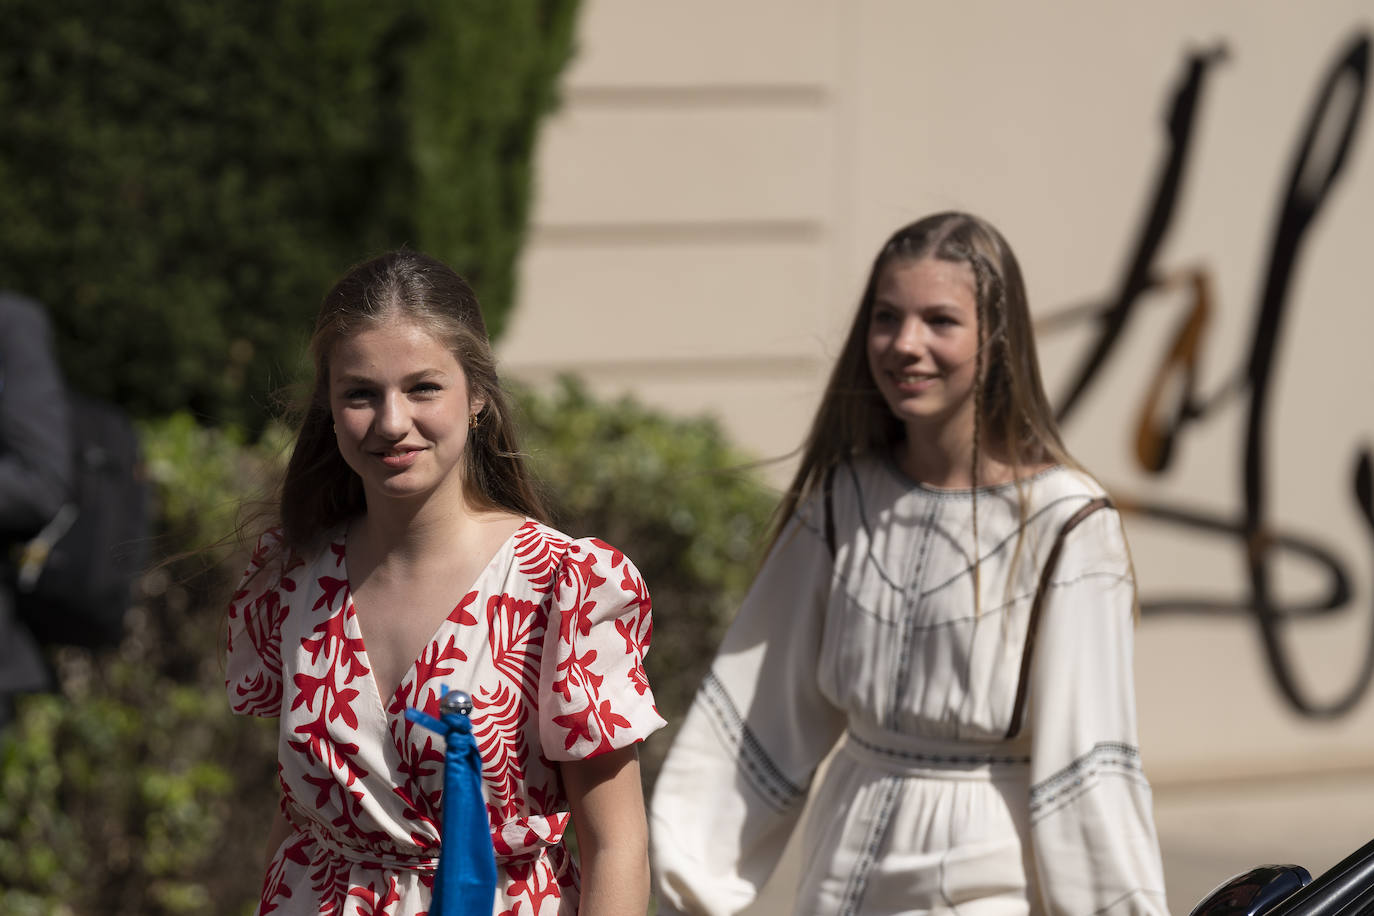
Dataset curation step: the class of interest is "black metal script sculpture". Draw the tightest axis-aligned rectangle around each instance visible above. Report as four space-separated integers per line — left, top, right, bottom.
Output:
1041 31 1374 717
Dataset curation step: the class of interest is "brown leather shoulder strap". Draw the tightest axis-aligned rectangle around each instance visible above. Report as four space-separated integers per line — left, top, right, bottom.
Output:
822 463 839 557
1005 496 1113 739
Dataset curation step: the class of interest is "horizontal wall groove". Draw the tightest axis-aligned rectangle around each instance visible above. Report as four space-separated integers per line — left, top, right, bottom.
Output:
563 84 830 108
529 220 826 247
499 353 827 381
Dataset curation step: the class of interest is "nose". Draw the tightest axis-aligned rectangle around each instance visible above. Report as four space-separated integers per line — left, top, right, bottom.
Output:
892 315 926 357
373 390 412 440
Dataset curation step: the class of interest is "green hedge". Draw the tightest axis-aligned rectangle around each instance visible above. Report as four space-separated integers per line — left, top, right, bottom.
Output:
0 0 578 430
0 384 776 915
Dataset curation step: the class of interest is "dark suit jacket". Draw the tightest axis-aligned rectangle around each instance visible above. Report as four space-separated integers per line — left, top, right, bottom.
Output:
0 291 73 694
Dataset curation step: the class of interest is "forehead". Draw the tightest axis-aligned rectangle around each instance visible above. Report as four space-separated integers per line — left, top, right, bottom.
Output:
329 319 460 376
875 257 976 308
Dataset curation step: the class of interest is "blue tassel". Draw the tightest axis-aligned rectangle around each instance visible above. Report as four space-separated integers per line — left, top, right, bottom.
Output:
405 687 498 916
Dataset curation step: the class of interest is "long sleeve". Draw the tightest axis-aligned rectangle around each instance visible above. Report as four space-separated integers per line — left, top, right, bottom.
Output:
650 504 846 916
0 292 72 541
1025 507 1169 916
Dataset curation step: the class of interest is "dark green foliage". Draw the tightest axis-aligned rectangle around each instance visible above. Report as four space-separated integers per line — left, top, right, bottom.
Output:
0 0 577 430
0 4 782 912
0 388 777 914
404 1 581 340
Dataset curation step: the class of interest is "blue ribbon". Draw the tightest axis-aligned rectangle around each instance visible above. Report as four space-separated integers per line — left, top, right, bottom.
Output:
405 687 497 916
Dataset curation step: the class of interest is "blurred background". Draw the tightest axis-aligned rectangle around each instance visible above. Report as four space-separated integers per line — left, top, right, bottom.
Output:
1 1 1371 913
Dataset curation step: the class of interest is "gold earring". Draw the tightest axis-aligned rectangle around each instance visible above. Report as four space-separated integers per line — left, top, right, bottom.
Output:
469 414 478 430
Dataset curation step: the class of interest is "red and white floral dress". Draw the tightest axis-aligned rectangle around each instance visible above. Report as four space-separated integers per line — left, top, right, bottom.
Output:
225 519 665 916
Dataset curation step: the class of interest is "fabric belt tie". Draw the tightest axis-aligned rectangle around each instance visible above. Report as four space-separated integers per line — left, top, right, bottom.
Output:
293 812 440 871
289 805 567 870
843 719 1031 777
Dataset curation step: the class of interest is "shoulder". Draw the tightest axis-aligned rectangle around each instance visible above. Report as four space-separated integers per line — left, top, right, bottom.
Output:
839 451 897 492
782 452 904 551
515 516 636 571
0 291 50 332
0 292 61 380
565 533 643 581
823 449 942 530
239 527 291 584
516 521 646 591
1023 466 1113 527
815 451 902 519
540 531 652 626
511 518 575 570
233 527 330 606
1023 469 1131 572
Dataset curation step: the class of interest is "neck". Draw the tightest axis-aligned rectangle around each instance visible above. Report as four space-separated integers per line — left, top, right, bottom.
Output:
351 488 487 569
897 418 1014 489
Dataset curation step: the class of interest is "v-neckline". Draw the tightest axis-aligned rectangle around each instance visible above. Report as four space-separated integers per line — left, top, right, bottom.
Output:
339 518 533 715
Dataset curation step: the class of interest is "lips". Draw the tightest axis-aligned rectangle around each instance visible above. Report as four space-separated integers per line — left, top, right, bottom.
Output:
888 370 939 394
375 447 423 469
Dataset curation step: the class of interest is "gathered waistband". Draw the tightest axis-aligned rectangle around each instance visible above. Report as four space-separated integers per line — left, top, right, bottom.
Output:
841 721 1030 778
296 815 439 872
287 805 570 871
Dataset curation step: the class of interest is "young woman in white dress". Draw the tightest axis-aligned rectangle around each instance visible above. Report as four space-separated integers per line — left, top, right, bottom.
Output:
226 250 664 915
650 212 1169 916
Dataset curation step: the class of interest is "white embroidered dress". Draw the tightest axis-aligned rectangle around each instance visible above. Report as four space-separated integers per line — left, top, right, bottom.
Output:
650 458 1168 916
226 519 665 916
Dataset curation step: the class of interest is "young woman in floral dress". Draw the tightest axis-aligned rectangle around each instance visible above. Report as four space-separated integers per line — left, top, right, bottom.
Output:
227 250 664 915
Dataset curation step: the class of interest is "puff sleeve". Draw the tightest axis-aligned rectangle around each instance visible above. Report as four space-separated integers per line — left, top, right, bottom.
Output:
1025 507 1169 916
538 536 666 761
225 529 300 719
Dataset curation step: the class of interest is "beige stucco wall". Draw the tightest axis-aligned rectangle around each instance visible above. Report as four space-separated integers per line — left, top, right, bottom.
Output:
500 1 1374 907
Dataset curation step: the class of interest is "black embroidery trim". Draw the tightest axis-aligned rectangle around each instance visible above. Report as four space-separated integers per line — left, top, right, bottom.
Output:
1029 742 1146 823
700 671 805 812
891 498 940 723
838 775 902 916
846 730 1030 767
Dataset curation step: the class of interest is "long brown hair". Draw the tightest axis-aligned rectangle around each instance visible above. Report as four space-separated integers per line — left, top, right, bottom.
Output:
274 250 548 556
773 212 1077 548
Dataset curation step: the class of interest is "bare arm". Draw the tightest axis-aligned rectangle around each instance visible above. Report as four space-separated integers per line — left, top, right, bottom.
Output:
562 744 650 916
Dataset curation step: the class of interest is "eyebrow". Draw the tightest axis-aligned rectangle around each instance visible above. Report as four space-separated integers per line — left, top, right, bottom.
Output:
332 367 451 386
872 298 961 312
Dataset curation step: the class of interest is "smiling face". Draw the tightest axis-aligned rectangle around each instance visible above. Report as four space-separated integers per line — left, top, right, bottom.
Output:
866 256 981 442
328 318 481 508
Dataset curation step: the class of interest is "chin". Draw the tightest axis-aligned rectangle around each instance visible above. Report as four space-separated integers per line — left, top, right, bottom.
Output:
885 400 940 423
366 476 433 499
887 401 971 434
